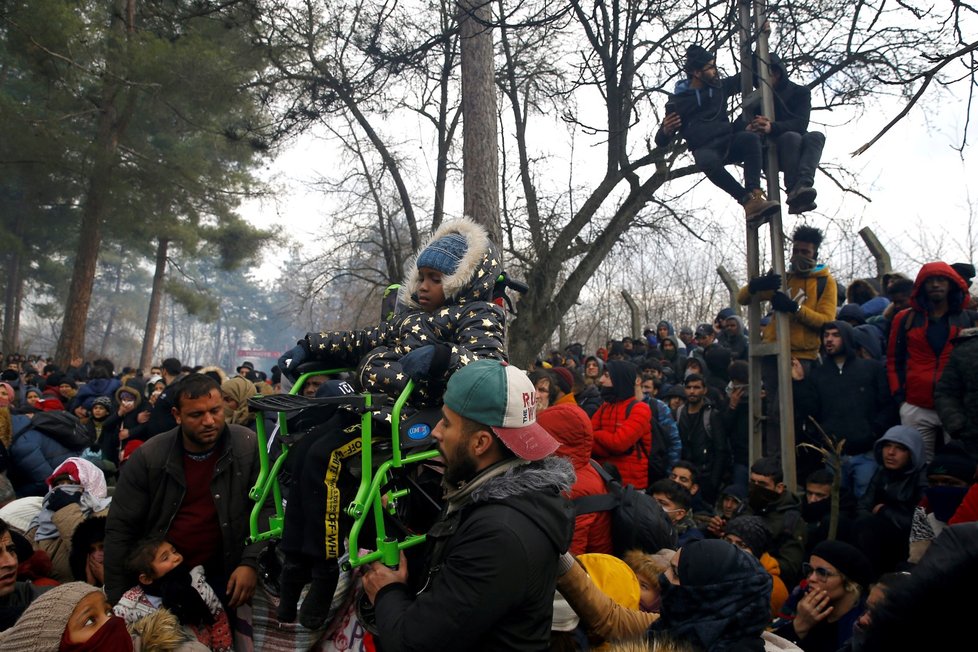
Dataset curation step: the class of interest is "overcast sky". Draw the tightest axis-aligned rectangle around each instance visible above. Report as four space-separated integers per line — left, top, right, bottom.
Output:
244 79 978 284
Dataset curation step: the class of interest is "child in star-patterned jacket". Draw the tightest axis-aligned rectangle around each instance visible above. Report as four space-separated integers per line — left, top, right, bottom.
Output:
275 217 509 628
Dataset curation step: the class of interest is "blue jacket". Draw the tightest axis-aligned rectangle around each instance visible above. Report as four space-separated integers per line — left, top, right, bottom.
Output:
8 414 84 497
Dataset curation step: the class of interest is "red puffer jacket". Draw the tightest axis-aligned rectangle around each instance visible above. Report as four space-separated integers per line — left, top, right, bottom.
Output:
590 398 652 490
887 261 973 408
537 396 612 555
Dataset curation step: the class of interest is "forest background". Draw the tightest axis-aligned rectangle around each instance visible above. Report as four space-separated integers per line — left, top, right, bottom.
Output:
2 0 976 370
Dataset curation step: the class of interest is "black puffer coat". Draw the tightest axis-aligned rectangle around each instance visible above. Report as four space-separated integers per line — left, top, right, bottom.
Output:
934 327 978 453
304 218 507 414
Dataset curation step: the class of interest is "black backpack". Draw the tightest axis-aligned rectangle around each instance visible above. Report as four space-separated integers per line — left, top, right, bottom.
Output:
12 411 93 450
574 460 677 556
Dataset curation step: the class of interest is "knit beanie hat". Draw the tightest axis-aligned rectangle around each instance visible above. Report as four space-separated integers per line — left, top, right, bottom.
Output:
551 367 574 395
811 540 874 588
685 44 714 73
416 232 469 276
0 581 102 650
92 396 113 411
724 515 771 558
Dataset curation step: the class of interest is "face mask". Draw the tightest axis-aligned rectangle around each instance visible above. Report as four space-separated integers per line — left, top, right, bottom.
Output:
790 253 817 274
60 615 133 652
748 484 781 512
599 385 619 402
801 497 831 522
925 485 969 522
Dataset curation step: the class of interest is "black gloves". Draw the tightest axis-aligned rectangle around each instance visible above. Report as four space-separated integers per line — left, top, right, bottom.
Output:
771 291 800 313
399 343 452 382
277 339 311 383
46 486 83 512
748 273 782 294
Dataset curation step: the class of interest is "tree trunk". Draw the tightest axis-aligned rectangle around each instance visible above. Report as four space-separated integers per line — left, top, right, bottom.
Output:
54 0 134 367
2 249 22 356
457 0 501 244
139 238 169 371
100 260 124 354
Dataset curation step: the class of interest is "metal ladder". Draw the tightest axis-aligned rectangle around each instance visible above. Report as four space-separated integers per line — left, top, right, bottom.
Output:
739 0 797 490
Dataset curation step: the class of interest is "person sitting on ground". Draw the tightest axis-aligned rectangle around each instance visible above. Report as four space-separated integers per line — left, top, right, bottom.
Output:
745 456 807 588
560 541 807 651
622 549 673 613
274 218 508 627
0 517 46 632
655 44 780 223
651 479 702 547
907 442 975 564
855 425 927 576
669 461 713 519
773 541 873 652
114 536 232 652
837 571 912 652
722 514 789 616
0 581 135 651
68 516 106 587
25 458 111 582
799 469 858 557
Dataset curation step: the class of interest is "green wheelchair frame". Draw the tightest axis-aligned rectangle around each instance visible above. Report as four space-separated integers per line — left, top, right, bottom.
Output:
246 272 526 570
246 370 440 570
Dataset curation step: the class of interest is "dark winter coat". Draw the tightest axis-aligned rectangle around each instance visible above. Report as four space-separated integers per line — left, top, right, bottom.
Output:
102 423 268 604
747 53 813 137
750 490 807 589
676 402 729 502
792 320 896 455
304 218 506 419
373 457 575 652
934 327 978 449
575 384 603 417
886 261 973 408
654 76 743 150
858 425 928 534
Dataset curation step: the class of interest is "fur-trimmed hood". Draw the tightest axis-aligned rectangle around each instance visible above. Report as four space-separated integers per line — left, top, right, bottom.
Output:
400 217 501 309
130 608 204 651
470 456 575 503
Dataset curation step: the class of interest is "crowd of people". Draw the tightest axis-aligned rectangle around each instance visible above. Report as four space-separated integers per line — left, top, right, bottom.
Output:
0 215 975 651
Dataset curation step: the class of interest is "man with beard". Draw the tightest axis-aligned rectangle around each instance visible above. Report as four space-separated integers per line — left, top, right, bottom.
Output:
675 374 728 503
792 321 897 498
739 225 837 456
655 45 780 223
887 262 974 462
361 360 574 651
745 456 806 589
103 374 265 611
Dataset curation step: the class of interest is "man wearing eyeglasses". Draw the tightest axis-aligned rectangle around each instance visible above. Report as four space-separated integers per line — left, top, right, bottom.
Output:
655 44 780 223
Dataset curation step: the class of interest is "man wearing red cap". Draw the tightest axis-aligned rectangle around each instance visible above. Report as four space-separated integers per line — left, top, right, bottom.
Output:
362 359 575 651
